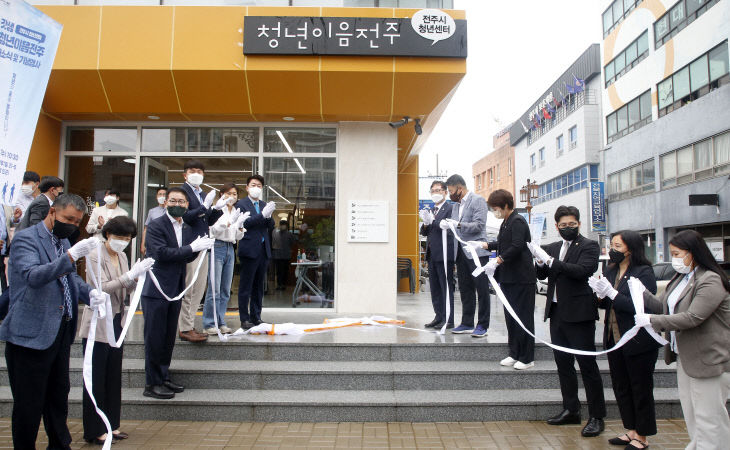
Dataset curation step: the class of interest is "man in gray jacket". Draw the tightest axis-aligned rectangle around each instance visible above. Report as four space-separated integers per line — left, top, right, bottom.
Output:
442 174 491 337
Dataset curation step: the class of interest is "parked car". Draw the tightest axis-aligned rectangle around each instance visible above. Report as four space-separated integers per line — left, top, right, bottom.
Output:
653 262 677 296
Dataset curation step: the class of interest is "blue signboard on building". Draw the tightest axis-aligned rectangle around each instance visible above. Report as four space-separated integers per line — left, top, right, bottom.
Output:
590 181 606 232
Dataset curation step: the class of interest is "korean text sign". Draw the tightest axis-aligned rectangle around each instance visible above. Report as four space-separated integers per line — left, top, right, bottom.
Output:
590 182 607 233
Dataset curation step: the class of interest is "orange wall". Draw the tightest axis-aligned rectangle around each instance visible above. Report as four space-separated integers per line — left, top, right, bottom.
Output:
397 156 419 293
27 113 61 178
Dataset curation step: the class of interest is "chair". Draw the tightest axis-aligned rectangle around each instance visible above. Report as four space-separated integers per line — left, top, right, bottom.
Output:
397 257 416 294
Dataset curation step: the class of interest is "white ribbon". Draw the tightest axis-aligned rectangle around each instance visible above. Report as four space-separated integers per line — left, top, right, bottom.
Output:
438 226 450 335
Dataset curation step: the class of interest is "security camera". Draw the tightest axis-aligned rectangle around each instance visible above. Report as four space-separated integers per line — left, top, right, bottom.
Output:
388 116 410 129
414 118 422 135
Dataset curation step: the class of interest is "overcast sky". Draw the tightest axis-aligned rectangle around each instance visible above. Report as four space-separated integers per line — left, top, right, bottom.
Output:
419 0 608 190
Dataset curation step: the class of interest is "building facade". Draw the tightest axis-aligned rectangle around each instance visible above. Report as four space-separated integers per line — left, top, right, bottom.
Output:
510 45 605 245
601 0 730 263
472 127 515 201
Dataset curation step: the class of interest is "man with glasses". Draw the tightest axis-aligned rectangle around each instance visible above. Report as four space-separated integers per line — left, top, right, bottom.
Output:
419 180 455 329
530 205 606 438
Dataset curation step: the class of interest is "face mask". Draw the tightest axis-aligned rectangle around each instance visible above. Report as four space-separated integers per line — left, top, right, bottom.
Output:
52 219 78 240
672 255 692 274
157 196 166 205
248 186 262 199
608 248 625 264
558 226 579 241
449 188 463 203
431 193 444 204
104 195 117 205
21 184 34 196
492 209 503 219
167 205 187 218
226 196 237 205
109 239 129 253
187 173 204 186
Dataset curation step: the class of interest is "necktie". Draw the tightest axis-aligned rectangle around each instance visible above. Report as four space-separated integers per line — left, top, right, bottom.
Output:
559 240 569 261
52 236 73 319
254 202 264 242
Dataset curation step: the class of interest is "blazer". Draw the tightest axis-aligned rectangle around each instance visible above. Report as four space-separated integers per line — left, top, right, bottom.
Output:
78 245 135 343
235 197 275 260
644 267 730 378
449 192 489 258
598 263 660 356
16 193 52 231
488 210 535 284
420 202 455 263
140 215 197 300
536 234 600 322
181 182 222 239
0 222 91 350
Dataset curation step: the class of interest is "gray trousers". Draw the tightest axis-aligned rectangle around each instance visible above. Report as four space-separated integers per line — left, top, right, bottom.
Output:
677 359 730 450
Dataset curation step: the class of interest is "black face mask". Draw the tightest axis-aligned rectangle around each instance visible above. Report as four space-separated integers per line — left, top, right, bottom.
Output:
558 226 579 241
609 249 626 264
449 188 463 203
167 206 187 218
52 220 78 240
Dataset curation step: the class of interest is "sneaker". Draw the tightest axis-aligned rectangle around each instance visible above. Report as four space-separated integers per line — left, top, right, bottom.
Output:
220 326 232 334
471 325 488 338
513 361 535 370
204 327 219 335
500 356 517 367
451 325 475 334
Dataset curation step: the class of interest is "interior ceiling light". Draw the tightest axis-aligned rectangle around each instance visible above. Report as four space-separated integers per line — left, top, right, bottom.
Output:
282 116 295 121
276 130 306 174
123 158 136 164
147 115 160 120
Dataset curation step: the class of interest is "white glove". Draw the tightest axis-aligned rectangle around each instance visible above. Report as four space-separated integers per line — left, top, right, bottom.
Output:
127 258 155 280
229 208 242 224
466 240 485 250
419 209 434 226
213 196 228 210
591 276 618 299
89 288 107 309
190 236 215 252
528 242 551 265
635 313 652 328
262 202 276 218
484 259 498 277
236 211 250 229
68 237 99 261
203 190 216 209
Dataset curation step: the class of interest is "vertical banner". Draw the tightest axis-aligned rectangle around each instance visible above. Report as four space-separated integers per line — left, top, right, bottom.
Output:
590 181 606 233
529 213 546 248
0 0 61 206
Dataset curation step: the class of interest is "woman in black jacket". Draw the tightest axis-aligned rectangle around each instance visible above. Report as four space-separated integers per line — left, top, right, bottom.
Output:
591 230 659 450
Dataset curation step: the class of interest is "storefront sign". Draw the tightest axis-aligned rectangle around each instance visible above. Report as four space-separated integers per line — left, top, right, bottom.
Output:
348 200 389 243
706 239 724 262
0 0 61 206
590 182 606 232
243 10 467 58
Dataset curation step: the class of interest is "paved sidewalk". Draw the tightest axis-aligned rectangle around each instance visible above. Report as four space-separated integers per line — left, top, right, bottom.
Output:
0 418 690 449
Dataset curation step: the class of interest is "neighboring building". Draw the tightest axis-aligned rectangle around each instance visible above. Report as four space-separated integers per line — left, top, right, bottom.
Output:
510 44 605 245
601 0 730 263
472 126 515 201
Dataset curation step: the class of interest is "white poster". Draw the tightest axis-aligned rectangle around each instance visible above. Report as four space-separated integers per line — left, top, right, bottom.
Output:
706 239 724 262
347 200 388 243
0 0 62 206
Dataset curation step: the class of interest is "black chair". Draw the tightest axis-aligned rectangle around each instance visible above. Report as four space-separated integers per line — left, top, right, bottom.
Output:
397 257 416 294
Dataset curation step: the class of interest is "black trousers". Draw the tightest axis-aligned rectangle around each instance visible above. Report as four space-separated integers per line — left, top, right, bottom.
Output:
5 318 74 450
501 283 535 363
549 303 606 418
238 244 269 323
142 295 181 386
82 314 123 441
607 337 659 436
456 250 490 329
274 258 289 288
427 257 455 324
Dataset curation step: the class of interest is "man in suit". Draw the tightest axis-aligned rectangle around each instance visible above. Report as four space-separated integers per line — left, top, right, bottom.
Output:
14 170 40 217
0 194 100 449
235 174 275 329
141 187 215 399
532 205 605 437
441 174 491 337
178 160 224 342
420 180 455 328
16 176 64 231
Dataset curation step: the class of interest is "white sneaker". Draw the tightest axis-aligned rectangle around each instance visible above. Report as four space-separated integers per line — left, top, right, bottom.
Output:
513 361 535 370
220 326 232 334
500 356 516 367
204 327 219 335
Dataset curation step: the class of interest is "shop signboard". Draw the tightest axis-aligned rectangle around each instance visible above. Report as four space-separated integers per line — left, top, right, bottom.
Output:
590 181 606 233
348 200 388 243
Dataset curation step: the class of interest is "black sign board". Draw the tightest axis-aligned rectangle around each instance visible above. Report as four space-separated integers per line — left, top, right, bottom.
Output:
243 15 467 58
688 194 719 206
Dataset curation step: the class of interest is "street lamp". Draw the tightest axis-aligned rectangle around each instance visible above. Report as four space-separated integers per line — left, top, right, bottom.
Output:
520 178 539 223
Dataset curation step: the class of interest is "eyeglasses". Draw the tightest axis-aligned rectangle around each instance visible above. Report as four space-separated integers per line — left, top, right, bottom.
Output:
430 189 444 194
167 199 187 206
557 222 579 229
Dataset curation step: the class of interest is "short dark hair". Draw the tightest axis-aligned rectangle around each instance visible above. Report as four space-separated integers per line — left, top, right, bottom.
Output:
670 230 730 292
166 187 189 201
246 174 265 186
279 220 288 226
39 176 64 193
102 216 137 240
52 193 86 214
445 174 466 187
554 205 580 222
487 189 514 209
183 159 205 172
156 186 168 195
220 182 238 194
105 189 121 198
23 171 40 183
610 230 652 268
430 180 446 191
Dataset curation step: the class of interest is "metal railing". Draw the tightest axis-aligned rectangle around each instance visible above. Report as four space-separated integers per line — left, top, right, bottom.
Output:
527 89 596 145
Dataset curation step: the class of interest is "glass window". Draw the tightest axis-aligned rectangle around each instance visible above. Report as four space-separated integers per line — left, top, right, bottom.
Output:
670 1 685 28
614 52 626 73
658 77 673 109
613 0 624 22
617 106 628 131
637 31 649 55
603 9 613 34
690 54 709 91
654 15 669 40
694 139 712 169
619 169 630 192
556 135 564 151
625 41 638 64
677 146 693 175
715 132 730 165
539 147 545 161
673 66 691 100
607 113 617 138
264 128 336 153
661 153 676 186
605 60 615 81
686 0 707 15
530 154 535 167
642 161 655 190
623 0 635 13
628 98 641 125
608 172 619 194
631 164 642 188
66 127 137 152
569 126 578 143
141 127 258 153
709 41 729 82
640 90 652 119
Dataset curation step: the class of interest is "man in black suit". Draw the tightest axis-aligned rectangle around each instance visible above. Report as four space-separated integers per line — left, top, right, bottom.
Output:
420 180 455 328
235 174 275 329
16 176 64 231
141 187 214 399
532 205 605 437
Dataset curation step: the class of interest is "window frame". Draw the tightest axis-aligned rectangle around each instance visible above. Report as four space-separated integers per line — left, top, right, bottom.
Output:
654 0 721 49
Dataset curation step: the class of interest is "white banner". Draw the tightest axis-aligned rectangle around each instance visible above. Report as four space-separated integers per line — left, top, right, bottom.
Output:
0 0 61 206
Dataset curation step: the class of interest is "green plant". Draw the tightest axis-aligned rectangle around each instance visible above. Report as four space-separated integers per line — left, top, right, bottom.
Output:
311 217 335 247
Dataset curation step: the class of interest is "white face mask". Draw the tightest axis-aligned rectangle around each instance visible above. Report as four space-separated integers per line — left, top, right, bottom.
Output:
248 186 262 199
672 255 692 274
109 238 129 254
431 193 444 204
21 184 34 196
187 173 204 186
157 196 166 205
104 195 117 205
492 209 503 219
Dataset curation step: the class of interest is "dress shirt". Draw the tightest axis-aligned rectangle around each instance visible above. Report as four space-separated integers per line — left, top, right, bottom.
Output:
14 192 34 217
145 205 167 226
550 239 572 303
85 204 129 236
209 207 245 243
457 191 471 220
43 193 53 206
167 213 183 248
666 269 696 354
187 182 202 199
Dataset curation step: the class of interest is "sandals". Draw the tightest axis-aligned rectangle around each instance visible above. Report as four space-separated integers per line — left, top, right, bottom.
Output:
608 434 632 445
626 438 649 449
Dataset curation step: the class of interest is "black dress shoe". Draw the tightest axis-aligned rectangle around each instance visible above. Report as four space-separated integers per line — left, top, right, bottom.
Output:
546 409 581 425
164 379 185 393
424 318 443 328
241 321 255 329
112 431 129 440
581 417 605 437
252 318 263 326
143 384 175 399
